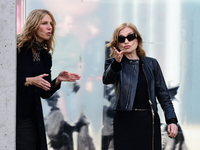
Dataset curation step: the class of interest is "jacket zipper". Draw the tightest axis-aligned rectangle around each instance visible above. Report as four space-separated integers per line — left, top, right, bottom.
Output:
149 100 155 150
142 63 155 150
125 63 136 109
125 72 132 109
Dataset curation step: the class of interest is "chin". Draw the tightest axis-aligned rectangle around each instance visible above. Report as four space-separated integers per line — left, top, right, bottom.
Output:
122 49 131 52
44 38 50 41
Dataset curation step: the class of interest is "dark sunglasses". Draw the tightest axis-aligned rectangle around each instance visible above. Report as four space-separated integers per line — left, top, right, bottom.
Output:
118 33 137 43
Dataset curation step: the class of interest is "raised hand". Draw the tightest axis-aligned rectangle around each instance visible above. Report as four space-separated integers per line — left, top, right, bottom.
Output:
55 71 81 86
113 47 124 63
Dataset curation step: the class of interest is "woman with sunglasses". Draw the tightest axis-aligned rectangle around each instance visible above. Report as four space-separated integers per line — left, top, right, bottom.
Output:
102 23 178 150
17 9 81 150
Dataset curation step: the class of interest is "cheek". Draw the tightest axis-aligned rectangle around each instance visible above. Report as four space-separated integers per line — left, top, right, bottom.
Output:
37 27 45 34
135 40 138 46
132 40 138 47
118 43 123 50
36 28 42 36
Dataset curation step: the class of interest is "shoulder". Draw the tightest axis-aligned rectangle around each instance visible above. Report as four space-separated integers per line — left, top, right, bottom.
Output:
40 49 52 66
143 56 159 65
42 48 51 55
143 56 157 62
105 57 114 63
142 57 161 70
17 42 31 53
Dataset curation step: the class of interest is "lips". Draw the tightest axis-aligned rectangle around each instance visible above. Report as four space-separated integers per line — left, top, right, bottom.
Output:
124 45 130 49
47 32 51 36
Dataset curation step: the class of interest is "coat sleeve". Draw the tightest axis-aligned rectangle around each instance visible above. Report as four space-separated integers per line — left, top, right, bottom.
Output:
40 52 61 99
153 59 178 124
102 58 121 84
17 48 31 90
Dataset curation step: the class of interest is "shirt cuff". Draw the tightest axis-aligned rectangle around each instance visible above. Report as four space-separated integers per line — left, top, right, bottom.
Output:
167 118 178 125
111 59 121 72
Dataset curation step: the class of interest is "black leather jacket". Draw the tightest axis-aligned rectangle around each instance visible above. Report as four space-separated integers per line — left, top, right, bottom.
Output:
103 56 177 123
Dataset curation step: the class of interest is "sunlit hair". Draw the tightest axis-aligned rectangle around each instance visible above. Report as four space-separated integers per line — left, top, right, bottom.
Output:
106 23 146 58
17 9 56 54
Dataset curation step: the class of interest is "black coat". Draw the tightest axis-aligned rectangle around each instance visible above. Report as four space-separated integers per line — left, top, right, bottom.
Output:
17 44 61 150
103 56 178 124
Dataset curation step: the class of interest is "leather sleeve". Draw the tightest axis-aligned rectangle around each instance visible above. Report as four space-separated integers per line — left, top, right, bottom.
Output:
102 58 121 84
153 59 178 123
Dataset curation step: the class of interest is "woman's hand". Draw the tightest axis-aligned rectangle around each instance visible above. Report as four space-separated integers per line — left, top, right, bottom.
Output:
113 47 124 63
55 71 81 86
168 123 178 138
25 74 51 91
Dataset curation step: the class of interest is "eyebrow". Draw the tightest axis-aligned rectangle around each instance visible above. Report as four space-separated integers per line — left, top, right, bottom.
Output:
118 32 134 36
41 20 53 24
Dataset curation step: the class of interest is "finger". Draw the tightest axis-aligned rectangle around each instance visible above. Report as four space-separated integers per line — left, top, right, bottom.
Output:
40 85 50 91
167 126 171 134
113 47 117 51
64 72 71 77
114 47 124 55
40 82 51 91
120 50 125 55
36 78 51 90
43 81 51 88
68 73 80 81
114 49 120 55
71 73 81 79
113 47 119 54
71 77 80 80
169 133 176 138
63 71 69 74
168 125 177 138
40 73 49 78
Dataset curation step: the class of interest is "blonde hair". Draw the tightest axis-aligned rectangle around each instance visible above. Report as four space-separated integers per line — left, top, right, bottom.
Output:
17 9 56 54
106 23 145 58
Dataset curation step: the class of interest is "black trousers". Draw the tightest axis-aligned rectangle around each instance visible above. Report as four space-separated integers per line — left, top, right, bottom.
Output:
16 119 39 150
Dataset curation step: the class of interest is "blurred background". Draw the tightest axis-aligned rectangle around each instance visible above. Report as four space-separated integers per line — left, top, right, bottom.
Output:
17 0 200 149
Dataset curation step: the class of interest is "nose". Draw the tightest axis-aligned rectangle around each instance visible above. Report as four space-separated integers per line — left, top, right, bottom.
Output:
47 23 52 30
124 38 129 43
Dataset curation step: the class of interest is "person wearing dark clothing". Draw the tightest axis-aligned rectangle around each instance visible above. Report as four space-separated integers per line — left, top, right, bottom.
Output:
16 9 81 150
102 23 178 150
45 92 76 150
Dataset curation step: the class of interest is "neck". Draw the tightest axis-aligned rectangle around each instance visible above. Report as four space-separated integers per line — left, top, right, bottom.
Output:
32 40 45 51
124 53 139 60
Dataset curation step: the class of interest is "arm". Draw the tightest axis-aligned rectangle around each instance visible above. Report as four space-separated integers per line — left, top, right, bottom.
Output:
154 59 177 121
102 58 121 84
153 59 178 138
39 71 80 99
103 47 125 84
24 52 81 98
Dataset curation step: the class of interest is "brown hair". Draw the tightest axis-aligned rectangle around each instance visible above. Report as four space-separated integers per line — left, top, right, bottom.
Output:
17 9 56 54
106 23 145 58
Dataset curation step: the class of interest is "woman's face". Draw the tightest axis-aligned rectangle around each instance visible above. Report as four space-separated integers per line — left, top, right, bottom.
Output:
117 27 138 54
36 14 53 42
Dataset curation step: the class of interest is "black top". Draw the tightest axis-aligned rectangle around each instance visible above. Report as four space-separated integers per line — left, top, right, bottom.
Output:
133 59 151 109
22 51 42 119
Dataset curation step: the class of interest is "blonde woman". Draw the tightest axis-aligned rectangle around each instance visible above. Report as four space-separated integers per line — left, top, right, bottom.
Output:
16 9 80 150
